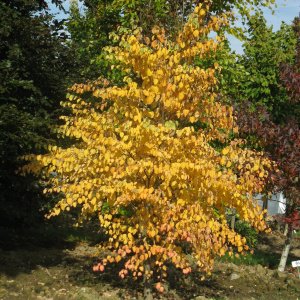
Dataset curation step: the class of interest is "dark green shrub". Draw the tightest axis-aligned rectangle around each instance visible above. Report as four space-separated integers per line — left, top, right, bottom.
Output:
235 220 258 249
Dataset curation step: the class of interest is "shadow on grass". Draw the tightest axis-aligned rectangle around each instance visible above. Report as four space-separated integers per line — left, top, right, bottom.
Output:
0 215 103 251
0 215 104 277
166 266 227 299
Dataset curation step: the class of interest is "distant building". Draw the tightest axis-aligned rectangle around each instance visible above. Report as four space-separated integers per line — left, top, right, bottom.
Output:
255 192 286 216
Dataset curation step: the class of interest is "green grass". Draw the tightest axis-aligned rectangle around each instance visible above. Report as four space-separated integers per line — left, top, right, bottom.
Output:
219 250 281 268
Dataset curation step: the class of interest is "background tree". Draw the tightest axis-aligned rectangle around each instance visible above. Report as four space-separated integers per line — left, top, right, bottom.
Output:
66 0 276 82
0 0 73 226
66 0 120 81
25 3 272 296
230 15 300 272
222 13 297 120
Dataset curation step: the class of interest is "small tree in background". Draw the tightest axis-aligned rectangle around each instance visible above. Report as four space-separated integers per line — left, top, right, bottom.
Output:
235 15 300 272
24 3 272 296
222 13 297 119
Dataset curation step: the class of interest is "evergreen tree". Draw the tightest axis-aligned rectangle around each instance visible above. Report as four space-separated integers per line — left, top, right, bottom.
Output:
0 0 72 225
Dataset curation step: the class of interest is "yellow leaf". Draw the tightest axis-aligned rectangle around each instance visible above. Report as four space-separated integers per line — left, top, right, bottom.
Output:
178 92 185 100
253 164 259 171
183 109 189 117
193 30 200 38
177 199 185 206
199 9 206 16
147 69 153 76
189 116 196 123
195 215 201 222
222 148 229 155
219 248 225 256
145 95 154 104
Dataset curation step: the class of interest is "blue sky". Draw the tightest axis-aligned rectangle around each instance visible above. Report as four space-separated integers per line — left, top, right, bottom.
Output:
50 0 300 53
263 0 299 31
230 0 300 53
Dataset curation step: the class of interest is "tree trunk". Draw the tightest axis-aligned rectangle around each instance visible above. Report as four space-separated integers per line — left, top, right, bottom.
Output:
278 225 293 272
262 195 268 211
230 214 236 230
230 208 236 230
283 223 289 236
143 263 153 300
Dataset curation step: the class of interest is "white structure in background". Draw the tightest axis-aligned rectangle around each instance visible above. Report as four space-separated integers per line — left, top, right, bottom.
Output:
255 192 286 216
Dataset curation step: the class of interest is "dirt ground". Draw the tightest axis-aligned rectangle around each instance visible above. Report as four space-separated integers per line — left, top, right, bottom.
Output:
0 229 299 300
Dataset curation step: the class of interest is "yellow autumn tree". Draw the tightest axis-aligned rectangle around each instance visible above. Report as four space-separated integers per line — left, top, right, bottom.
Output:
24 2 271 289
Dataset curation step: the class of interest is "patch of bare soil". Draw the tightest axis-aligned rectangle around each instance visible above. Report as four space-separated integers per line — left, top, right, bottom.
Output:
0 232 299 300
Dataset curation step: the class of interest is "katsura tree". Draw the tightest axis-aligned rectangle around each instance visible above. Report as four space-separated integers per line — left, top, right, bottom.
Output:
24 3 272 295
